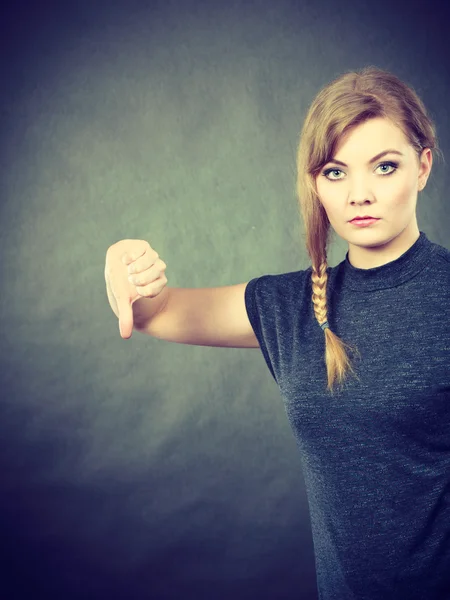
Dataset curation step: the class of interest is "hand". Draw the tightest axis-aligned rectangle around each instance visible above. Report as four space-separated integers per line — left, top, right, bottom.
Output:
105 239 168 339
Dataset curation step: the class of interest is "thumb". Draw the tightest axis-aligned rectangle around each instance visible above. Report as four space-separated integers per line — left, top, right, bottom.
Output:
118 253 134 338
118 297 134 339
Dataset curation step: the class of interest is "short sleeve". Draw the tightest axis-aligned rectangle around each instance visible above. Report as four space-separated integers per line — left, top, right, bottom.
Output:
245 276 277 382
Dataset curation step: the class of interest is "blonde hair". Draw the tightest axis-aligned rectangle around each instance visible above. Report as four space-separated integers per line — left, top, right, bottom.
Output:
296 66 445 395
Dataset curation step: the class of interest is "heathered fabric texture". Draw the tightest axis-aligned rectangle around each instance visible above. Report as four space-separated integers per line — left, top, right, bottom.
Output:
244 231 450 600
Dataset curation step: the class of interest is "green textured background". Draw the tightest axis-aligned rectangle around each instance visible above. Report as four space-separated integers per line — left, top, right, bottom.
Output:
0 1 448 598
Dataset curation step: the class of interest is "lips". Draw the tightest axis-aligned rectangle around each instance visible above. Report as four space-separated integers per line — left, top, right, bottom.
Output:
350 216 377 222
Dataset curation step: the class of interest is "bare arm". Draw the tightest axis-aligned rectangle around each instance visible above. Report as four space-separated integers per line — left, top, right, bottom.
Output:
134 284 259 348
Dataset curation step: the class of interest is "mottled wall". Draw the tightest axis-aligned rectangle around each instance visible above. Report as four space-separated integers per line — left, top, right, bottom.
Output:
0 0 448 598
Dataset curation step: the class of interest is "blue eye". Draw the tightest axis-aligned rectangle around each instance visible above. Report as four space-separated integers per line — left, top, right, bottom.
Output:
322 161 399 181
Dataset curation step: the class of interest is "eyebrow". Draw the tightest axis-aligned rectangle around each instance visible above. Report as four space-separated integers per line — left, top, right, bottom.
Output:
326 149 404 167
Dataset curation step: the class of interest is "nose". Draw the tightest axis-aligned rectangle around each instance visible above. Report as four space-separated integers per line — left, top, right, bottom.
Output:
346 176 377 202
350 197 374 206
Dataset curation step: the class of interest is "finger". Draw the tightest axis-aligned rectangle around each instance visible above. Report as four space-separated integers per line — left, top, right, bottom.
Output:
135 273 167 298
122 248 146 266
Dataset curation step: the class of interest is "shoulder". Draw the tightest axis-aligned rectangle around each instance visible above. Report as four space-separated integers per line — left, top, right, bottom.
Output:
247 267 315 299
427 239 450 286
429 240 450 264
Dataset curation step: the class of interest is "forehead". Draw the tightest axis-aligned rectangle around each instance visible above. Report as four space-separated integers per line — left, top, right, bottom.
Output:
335 118 408 154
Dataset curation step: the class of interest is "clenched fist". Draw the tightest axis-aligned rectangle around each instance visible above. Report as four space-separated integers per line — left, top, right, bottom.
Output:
104 239 168 339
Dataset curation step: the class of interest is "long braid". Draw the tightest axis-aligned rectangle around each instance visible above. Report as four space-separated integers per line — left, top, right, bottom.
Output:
311 261 329 330
311 259 360 394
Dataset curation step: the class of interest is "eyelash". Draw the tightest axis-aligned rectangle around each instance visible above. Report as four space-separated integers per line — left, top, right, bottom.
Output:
322 161 399 181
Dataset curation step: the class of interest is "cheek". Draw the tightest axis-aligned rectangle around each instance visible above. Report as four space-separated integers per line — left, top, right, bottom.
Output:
319 198 339 223
315 182 334 211
388 178 416 206
317 190 337 213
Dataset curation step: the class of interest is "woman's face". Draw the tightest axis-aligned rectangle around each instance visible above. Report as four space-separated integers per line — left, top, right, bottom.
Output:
314 117 432 269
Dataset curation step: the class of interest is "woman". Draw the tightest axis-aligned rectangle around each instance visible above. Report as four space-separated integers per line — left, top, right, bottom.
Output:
245 65 449 598
105 66 449 599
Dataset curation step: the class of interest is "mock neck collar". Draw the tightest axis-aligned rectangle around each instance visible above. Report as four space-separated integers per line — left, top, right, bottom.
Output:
338 231 433 292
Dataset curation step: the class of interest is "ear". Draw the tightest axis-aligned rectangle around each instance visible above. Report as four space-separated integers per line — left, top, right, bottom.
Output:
418 148 432 189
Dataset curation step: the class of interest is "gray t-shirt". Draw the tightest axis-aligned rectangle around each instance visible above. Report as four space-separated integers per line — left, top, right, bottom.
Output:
245 231 450 599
